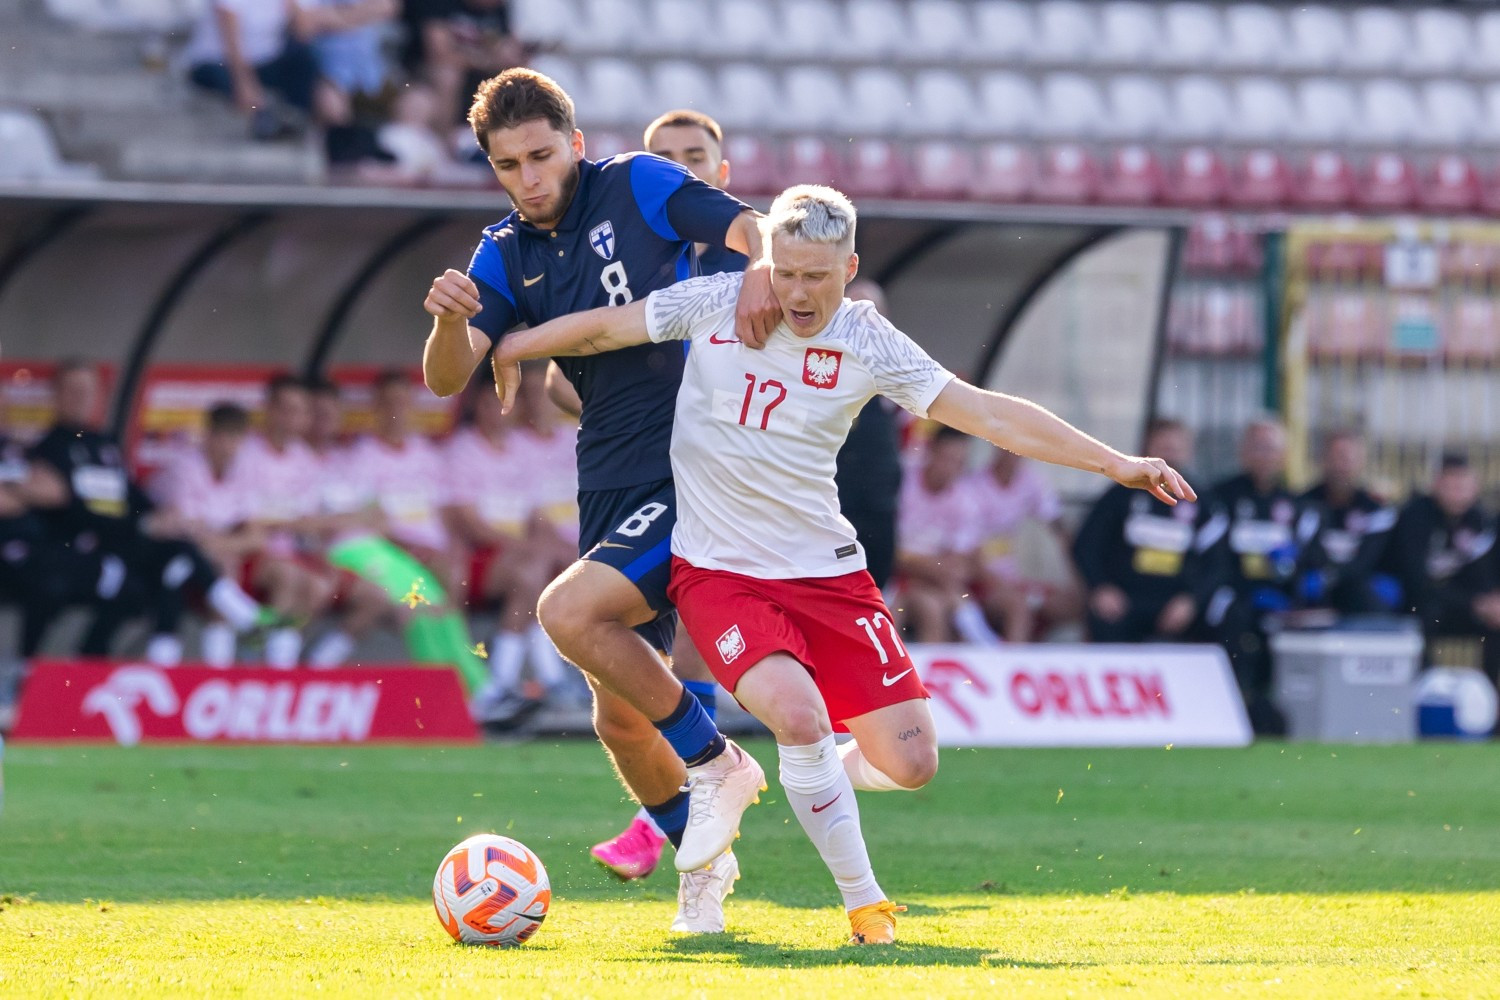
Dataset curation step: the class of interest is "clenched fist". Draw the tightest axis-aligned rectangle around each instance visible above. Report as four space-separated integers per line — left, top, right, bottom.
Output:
424 269 483 322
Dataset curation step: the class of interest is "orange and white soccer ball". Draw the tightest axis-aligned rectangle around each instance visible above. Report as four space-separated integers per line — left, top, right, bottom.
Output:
432 834 551 947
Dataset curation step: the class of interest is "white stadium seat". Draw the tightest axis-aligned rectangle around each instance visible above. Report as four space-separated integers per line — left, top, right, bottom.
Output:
1481 83 1500 147
973 71 1042 138
0 108 98 181
1407 8 1472 75
781 0 846 61
1345 7 1409 73
510 0 578 51
844 0 907 62
527 54 586 106
574 0 639 55
1158 3 1226 69
584 59 652 128
1103 74 1170 140
968 1 1038 65
780 66 847 133
1284 6 1349 71
1036 73 1108 139
1358 79 1425 148
650 0 716 57
1097 2 1161 67
1167 74 1233 142
714 64 781 131
650 61 718 116
1419 81 1483 149
846 67 909 135
1475 12 1500 76
708 0 779 59
1231 77 1296 143
1292 78 1359 145
907 0 971 63
908 69 978 138
1033 1 1098 65
1222 3 1287 70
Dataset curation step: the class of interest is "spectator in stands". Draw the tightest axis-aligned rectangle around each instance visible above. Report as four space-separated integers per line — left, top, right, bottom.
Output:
1388 453 1500 682
969 449 1082 642
24 361 267 667
409 0 530 125
150 403 313 667
1197 419 1307 733
895 426 991 644
1296 428 1400 616
376 83 489 185
1073 418 1201 643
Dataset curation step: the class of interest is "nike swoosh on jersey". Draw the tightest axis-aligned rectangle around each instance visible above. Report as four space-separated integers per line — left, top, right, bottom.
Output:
811 792 842 813
596 540 633 550
708 333 740 344
881 667 915 687
523 273 545 287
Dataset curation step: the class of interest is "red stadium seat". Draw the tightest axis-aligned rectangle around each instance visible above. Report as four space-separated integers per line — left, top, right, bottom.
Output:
1421 155 1482 212
1295 151 1355 210
584 129 633 160
842 138 906 199
782 136 844 188
1227 149 1292 208
721 134 780 196
970 142 1035 202
1167 146 1229 207
1358 153 1418 210
1032 144 1099 203
1097 144 1164 205
908 141 975 200
1183 215 1235 273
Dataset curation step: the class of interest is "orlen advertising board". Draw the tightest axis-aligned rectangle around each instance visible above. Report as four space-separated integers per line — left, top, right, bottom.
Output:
11 662 478 745
912 644 1252 747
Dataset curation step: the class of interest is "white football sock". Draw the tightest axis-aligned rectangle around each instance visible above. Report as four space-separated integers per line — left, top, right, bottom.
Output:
206 577 262 632
837 740 908 792
265 627 303 669
526 623 567 688
145 633 183 667
306 630 356 668
778 735 885 912
634 804 663 835
952 598 1003 646
200 622 237 668
489 632 526 694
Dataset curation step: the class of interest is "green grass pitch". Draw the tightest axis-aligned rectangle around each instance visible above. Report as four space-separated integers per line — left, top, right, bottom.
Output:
2 739 1497 998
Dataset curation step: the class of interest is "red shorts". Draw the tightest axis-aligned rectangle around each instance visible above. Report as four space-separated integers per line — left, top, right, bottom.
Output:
668 557 928 729
465 544 506 607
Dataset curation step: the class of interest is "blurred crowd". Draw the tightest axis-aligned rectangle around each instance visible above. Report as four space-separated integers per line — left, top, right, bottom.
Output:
181 0 532 183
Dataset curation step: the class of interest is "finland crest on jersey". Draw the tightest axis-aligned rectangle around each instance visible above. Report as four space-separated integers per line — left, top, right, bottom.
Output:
589 220 615 260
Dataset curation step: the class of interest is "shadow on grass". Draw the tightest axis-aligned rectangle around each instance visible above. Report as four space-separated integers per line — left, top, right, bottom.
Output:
652 933 997 969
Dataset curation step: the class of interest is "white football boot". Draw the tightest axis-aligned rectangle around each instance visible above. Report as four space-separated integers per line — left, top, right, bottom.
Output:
675 739 767 872
670 850 740 934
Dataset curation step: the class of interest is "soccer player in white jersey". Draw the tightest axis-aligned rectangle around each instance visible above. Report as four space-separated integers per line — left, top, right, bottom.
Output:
490 185 1194 945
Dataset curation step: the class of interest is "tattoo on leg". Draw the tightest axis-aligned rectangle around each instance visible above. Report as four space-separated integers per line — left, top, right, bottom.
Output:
897 726 922 742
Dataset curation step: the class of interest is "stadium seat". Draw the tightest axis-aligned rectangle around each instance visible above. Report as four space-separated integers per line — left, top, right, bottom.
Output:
782 136 844 187
1420 81 1485 149
651 61 718 116
780 66 846 134
841 138 906 198
1476 11 1500 77
1284 6 1349 71
907 0 972 63
1222 3 1288 69
709 0 779 59
1358 153 1418 210
1033 0 1099 65
1421 154 1483 212
1291 78 1358 145
844 0 907 62
1168 75 1233 142
908 69 978 138
1036 73 1108 139
1295 150 1356 210
970 142 1036 202
1103 74 1170 140
846 67 910 136
720 134 780 195
650 0 716 57
1227 148 1292 208
1166 146 1229 206
1096 2 1160 67
1032 144 1100 203
1357 79 1424 148
1345 7 1409 73
714 64 780 131
973 71 1043 138
528 55 586 108
968 1 1038 65
1158 3 1226 69
1231 77 1296 143
585 129 633 160
510 0 577 50
1407 8 1472 75
575 0 640 55
780 0 846 61
0 108 98 181
1097 144 1164 205
583 59 652 128
908 141 974 200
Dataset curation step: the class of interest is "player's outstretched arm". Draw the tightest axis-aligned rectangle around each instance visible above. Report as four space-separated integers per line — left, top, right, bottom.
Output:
492 300 652 412
725 212 781 348
423 268 491 397
927 380 1196 507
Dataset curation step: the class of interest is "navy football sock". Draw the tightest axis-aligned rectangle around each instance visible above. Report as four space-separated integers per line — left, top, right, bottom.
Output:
682 679 718 723
653 688 726 768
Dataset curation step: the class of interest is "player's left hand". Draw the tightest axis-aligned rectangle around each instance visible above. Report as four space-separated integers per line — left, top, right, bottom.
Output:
492 352 521 415
734 261 781 349
1112 456 1196 507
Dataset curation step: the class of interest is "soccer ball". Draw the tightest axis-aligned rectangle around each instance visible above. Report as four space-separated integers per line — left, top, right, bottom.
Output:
432 834 551 946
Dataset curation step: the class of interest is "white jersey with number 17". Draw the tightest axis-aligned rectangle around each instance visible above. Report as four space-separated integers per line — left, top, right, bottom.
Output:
646 271 955 579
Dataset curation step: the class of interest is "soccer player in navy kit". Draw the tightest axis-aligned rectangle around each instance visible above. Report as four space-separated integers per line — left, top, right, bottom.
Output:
421 71 774 931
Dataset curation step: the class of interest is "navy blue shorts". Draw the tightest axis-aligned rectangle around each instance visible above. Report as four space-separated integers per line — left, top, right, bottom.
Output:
578 478 677 654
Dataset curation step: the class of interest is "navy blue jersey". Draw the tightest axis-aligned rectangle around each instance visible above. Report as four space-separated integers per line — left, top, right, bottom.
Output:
466 152 748 490
698 244 749 276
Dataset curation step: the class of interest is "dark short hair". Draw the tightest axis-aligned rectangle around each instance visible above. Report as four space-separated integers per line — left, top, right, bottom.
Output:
305 375 339 399
468 68 576 153
1322 425 1364 449
1440 451 1471 472
373 368 411 393
932 425 969 446
265 372 306 400
207 402 250 434
52 357 96 385
1145 417 1187 439
644 109 724 150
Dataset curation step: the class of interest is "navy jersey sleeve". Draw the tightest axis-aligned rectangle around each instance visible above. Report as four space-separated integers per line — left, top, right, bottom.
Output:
465 233 521 344
628 153 750 249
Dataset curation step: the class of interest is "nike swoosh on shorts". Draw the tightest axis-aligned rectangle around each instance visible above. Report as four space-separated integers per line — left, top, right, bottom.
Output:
881 667 915 687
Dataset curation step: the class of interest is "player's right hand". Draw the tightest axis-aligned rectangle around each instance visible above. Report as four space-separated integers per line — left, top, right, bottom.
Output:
492 352 521 416
424 269 483 322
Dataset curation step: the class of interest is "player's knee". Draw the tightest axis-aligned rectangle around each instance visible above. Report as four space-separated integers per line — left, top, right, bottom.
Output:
887 745 939 789
536 577 590 647
764 700 832 747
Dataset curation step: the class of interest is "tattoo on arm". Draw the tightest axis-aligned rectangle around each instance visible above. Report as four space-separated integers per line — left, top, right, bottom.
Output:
897 726 922 742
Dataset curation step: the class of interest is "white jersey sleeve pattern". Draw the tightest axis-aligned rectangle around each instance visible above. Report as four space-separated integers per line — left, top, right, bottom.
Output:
645 271 745 343
839 300 955 418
